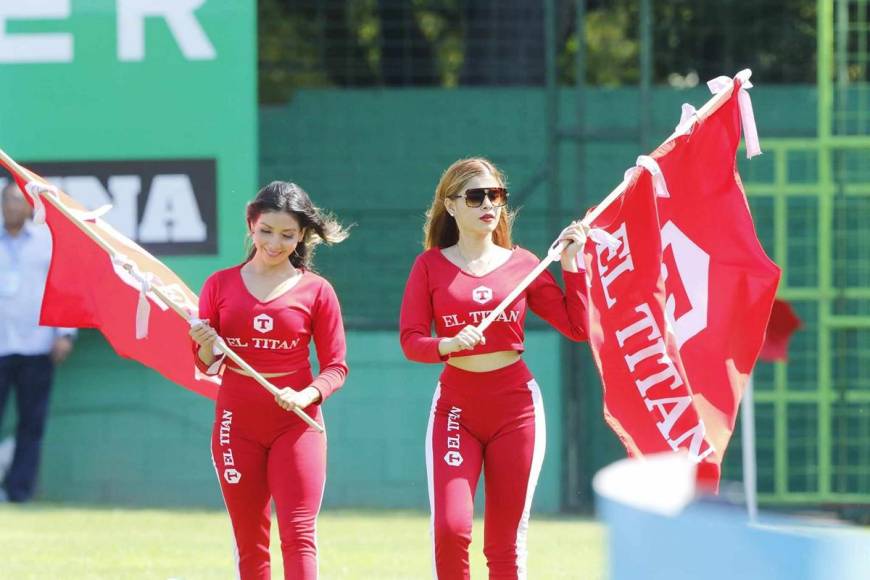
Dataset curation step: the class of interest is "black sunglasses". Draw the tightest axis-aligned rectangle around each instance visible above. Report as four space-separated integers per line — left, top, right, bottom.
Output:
449 187 509 208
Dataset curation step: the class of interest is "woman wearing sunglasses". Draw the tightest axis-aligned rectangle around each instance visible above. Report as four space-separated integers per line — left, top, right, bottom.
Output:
399 157 588 578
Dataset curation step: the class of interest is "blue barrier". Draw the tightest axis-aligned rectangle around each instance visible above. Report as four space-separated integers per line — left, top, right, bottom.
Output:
594 454 869 580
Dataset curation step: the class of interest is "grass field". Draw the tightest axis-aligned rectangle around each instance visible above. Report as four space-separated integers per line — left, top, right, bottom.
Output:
0 506 606 579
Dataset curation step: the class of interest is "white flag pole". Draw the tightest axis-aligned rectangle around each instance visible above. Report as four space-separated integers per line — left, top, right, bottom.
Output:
742 374 758 523
477 239 567 334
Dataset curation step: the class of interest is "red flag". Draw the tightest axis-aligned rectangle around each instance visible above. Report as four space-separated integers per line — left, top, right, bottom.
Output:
584 79 780 489
759 299 801 362
0 151 218 399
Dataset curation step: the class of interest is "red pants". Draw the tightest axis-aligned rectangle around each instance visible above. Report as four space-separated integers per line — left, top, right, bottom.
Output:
426 360 546 580
211 371 326 580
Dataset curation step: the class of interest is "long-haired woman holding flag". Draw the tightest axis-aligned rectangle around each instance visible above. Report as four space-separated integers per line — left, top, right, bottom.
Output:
189 181 349 579
399 157 589 579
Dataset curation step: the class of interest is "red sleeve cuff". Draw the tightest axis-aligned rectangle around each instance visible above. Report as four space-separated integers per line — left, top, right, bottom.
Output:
192 341 225 375
310 363 348 403
403 337 449 363
311 377 332 403
562 269 586 287
194 356 224 376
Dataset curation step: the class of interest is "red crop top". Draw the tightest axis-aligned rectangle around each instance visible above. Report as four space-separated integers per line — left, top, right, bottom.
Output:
195 264 348 401
399 246 588 363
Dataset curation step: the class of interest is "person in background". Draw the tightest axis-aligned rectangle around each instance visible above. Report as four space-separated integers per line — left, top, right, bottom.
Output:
0 182 75 503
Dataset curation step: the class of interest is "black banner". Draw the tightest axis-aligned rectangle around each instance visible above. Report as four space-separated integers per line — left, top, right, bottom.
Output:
1 159 217 256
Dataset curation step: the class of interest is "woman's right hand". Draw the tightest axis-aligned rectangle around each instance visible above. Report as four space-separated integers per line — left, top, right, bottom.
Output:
439 325 486 355
189 320 219 351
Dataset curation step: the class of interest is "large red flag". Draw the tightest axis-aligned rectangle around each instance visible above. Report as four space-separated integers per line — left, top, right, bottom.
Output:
0 151 219 399
584 77 780 489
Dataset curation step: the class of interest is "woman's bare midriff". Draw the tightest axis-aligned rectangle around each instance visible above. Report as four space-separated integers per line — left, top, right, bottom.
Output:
226 366 296 379
446 350 521 373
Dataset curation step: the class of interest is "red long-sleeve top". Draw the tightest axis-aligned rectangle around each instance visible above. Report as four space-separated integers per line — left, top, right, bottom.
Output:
195 264 348 401
399 247 588 363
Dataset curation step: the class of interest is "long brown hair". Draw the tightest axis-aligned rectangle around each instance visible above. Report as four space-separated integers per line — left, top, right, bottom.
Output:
245 181 349 269
423 157 515 250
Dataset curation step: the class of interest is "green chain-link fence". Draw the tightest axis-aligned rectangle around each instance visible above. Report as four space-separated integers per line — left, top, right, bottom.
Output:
260 0 870 508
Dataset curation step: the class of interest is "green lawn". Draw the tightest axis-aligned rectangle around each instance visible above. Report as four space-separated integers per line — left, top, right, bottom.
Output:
0 506 606 579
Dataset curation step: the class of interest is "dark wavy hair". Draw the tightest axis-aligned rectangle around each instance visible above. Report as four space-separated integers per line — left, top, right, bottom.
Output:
245 181 349 269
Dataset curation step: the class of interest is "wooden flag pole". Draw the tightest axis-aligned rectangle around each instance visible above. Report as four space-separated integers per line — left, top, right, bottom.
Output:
0 149 324 433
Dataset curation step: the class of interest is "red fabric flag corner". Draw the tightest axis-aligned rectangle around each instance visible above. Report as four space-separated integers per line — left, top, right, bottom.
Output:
759 299 802 363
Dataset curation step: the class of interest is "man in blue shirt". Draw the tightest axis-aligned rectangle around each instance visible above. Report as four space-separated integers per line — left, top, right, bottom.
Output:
0 182 75 502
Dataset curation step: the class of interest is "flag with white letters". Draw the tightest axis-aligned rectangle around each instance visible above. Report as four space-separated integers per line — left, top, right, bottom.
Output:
583 75 780 489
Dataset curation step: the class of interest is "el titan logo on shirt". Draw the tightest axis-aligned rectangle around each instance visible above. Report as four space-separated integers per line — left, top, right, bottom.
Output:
254 313 274 334
472 285 492 305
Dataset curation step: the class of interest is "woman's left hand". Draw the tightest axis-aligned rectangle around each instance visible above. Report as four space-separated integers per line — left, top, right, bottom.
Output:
558 221 590 263
274 387 320 412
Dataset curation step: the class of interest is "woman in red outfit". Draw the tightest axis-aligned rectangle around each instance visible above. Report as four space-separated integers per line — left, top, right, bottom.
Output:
400 158 588 579
190 181 349 580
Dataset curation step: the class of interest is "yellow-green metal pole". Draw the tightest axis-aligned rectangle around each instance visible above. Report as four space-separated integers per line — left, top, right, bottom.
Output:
816 0 835 499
